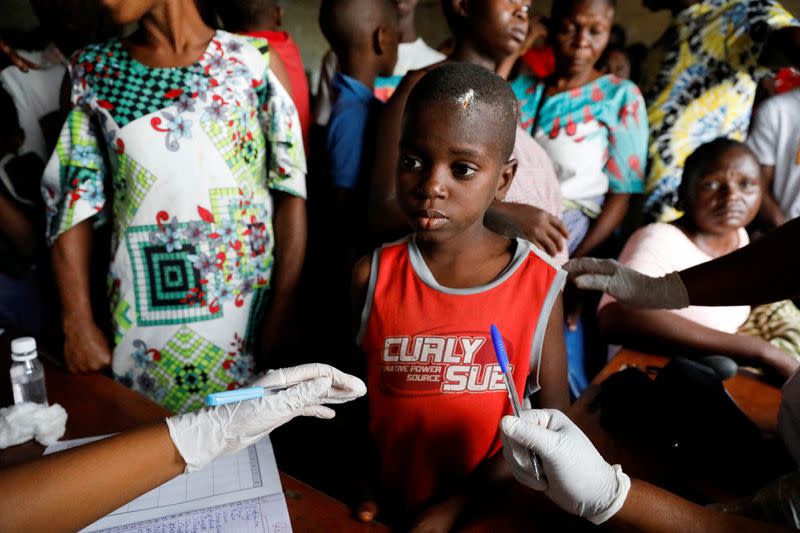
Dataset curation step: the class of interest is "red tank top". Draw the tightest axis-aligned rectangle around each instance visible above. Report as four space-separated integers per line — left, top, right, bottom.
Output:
358 237 564 514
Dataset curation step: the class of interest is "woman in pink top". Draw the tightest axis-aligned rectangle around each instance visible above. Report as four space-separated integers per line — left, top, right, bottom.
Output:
598 139 799 380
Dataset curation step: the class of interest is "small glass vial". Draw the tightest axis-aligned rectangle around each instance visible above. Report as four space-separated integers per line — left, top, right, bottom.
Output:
9 337 48 405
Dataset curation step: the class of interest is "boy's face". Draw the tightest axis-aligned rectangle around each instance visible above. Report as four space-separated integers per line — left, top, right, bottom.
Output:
397 100 515 243
468 0 532 60
686 148 762 235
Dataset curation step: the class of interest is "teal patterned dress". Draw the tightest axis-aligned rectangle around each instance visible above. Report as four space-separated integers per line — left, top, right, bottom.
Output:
41 31 306 412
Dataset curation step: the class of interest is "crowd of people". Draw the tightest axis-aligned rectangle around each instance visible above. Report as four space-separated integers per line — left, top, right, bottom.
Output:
2 0 800 531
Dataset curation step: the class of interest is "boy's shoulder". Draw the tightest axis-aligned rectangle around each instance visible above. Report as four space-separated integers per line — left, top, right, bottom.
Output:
516 238 562 274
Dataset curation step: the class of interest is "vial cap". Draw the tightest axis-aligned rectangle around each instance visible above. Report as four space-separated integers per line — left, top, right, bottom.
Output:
11 337 37 361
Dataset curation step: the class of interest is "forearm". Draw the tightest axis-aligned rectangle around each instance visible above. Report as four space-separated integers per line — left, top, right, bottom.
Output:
609 479 785 533
51 221 95 325
680 217 800 306
0 195 36 258
572 194 630 259
485 202 528 239
0 423 184 532
759 194 787 229
269 194 306 300
598 304 767 365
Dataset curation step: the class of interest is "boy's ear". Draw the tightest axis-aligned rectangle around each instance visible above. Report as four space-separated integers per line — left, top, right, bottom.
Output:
495 158 517 202
375 25 394 57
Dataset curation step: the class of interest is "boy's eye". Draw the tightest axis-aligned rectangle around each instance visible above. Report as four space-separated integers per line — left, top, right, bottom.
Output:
451 163 477 178
400 156 422 170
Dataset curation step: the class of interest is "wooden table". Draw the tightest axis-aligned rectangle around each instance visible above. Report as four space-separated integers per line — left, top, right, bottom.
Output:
0 352 387 533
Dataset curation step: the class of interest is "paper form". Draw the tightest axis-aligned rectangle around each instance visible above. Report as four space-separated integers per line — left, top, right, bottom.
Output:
45 435 291 532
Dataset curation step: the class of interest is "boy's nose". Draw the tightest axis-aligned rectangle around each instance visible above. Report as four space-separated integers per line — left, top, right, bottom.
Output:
417 169 448 199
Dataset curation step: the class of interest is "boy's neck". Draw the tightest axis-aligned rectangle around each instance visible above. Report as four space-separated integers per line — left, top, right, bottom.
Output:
236 14 281 34
448 40 500 75
338 52 381 90
398 14 418 44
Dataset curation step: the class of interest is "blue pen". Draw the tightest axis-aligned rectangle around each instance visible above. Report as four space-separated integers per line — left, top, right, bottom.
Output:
205 386 288 407
490 324 545 481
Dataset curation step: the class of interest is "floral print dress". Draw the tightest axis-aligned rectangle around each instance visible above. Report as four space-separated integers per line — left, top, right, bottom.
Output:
41 31 306 413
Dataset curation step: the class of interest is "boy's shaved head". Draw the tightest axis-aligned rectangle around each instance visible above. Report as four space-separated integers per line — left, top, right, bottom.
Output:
218 0 281 32
405 63 518 160
319 0 397 52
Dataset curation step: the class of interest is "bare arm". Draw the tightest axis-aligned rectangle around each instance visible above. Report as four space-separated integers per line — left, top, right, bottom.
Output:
609 479 787 533
257 193 306 368
0 423 184 533
368 70 428 234
269 51 293 98
572 193 630 259
51 221 111 373
535 293 570 411
597 303 798 378
484 202 569 257
0 194 37 260
758 165 787 229
680 217 800 306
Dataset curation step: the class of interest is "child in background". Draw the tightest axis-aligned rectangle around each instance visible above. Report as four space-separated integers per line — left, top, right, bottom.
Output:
511 0 648 258
0 86 47 336
312 0 444 127
598 139 800 381
747 88 800 229
369 0 570 263
319 0 398 255
353 64 569 530
217 0 312 154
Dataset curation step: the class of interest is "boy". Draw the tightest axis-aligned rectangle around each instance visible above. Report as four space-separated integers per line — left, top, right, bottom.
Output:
319 0 398 254
352 63 569 529
312 0 444 127
217 0 311 153
747 88 800 229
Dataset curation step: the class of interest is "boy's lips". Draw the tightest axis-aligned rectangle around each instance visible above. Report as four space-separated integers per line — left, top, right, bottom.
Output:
416 209 448 231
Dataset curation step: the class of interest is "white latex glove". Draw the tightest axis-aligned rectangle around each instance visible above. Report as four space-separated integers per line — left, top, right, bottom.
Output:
500 409 631 525
167 366 366 472
564 258 690 309
250 363 367 404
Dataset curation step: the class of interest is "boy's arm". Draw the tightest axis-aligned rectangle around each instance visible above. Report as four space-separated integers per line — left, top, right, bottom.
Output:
257 192 306 369
0 193 37 260
571 193 630 259
534 292 570 411
758 165 787 229
597 302 799 380
51 221 112 373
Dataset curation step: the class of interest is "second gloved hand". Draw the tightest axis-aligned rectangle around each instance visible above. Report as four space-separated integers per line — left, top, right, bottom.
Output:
564 258 690 310
167 365 366 472
500 409 631 525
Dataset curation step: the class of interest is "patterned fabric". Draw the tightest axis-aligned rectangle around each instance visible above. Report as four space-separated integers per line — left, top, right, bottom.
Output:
511 74 648 217
739 300 800 359
41 31 306 413
642 0 799 221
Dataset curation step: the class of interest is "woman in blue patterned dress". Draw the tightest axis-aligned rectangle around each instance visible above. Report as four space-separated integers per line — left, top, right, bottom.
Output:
511 0 648 258
42 0 307 412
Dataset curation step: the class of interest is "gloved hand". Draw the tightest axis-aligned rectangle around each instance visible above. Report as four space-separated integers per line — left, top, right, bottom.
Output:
167 365 366 472
250 363 367 404
500 409 631 525
564 258 690 310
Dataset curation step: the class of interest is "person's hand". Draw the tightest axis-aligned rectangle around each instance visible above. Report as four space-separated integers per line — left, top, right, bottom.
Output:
409 497 463 533
250 363 367 404
758 343 800 383
355 500 379 523
500 409 631 525
0 37 40 72
564 258 690 309
523 207 569 257
167 365 367 472
63 321 112 373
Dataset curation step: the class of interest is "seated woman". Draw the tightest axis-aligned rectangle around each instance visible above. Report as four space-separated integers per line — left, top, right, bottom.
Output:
510 0 648 258
598 139 800 381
